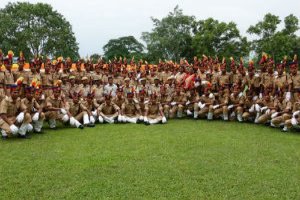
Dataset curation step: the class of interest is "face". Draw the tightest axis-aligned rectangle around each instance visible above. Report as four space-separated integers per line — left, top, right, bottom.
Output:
35 91 42 100
82 79 88 85
11 90 19 100
105 98 111 104
127 95 133 102
221 65 226 73
291 67 297 75
267 65 273 73
231 65 236 72
87 96 93 103
70 79 75 84
108 78 113 85
277 66 283 74
26 91 33 100
53 89 61 98
18 64 24 71
117 91 122 97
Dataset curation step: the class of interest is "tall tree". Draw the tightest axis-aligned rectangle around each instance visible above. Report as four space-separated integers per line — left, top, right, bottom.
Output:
103 36 144 61
0 2 79 60
192 18 249 58
247 13 299 62
90 53 102 63
142 6 195 63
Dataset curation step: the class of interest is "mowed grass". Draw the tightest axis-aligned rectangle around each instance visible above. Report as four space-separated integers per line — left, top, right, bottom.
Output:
0 120 300 199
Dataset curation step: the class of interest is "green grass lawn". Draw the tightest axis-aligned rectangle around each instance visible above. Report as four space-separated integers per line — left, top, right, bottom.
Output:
1 120 300 199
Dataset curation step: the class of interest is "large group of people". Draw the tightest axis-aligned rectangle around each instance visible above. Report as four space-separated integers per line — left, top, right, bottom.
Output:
0 50 299 140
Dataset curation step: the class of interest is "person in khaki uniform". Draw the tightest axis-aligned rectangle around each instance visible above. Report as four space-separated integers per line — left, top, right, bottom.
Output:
21 86 45 133
218 64 230 88
261 65 275 95
66 76 80 99
185 88 200 119
271 95 292 127
4 64 15 95
149 77 161 96
169 86 187 118
274 64 288 96
28 64 41 86
78 76 91 97
0 70 6 101
81 92 99 125
282 97 300 131
120 92 143 123
159 86 171 118
136 90 149 117
40 63 54 97
0 85 31 139
144 94 167 125
91 76 104 103
44 87 70 129
255 94 279 124
97 94 120 124
65 92 90 128
229 85 247 122
212 87 230 120
288 62 300 101
122 77 134 97
135 78 150 97
113 88 125 109
198 87 214 119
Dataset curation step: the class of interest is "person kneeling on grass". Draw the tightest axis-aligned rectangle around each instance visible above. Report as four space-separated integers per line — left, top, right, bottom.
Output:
0 85 31 139
44 86 83 130
144 93 167 125
65 92 92 128
82 92 99 126
119 92 143 123
97 94 120 124
21 86 45 134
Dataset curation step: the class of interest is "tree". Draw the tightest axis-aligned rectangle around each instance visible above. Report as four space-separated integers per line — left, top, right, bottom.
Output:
103 36 144 61
90 53 102 63
247 13 299 62
0 2 79 60
142 6 195 63
192 18 249 58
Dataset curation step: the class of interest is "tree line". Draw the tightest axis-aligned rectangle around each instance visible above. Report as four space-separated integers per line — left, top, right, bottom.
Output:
0 3 299 65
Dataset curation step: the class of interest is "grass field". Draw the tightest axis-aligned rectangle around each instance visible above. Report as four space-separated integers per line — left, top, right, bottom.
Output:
1 120 300 199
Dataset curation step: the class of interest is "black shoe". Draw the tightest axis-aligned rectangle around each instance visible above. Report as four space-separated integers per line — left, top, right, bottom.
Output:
2 135 8 140
86 123 95 127
18 134 31 139
34 130 44 134
78 125 84 129
144 121 150 126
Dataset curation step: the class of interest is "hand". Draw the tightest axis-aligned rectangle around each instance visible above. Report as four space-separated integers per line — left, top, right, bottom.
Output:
16 112 25 123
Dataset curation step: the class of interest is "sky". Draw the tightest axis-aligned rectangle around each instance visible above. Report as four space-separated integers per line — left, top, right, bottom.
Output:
0 0 299 57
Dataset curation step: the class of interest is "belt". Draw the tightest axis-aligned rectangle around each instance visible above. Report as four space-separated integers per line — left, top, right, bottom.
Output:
292 88 300 93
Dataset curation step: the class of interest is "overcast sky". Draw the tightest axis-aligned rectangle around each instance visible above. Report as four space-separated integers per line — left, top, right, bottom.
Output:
1 0 299 57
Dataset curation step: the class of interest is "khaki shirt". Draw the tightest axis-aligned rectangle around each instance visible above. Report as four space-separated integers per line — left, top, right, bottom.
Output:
122 101 140 117
98 102 119 115
0 96 21 117
21 97 40 113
